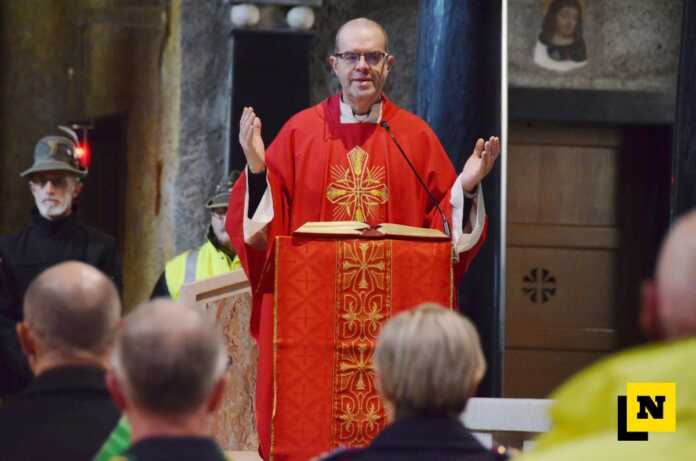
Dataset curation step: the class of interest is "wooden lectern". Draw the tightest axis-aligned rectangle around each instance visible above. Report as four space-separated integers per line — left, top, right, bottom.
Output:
180 269 258 452
269 235 454 461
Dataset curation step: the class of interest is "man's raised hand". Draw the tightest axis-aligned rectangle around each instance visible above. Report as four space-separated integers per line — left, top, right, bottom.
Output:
460 136 500 193
239 106 266 174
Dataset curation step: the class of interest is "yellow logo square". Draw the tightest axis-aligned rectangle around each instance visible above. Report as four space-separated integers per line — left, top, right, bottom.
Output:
626 382 676 432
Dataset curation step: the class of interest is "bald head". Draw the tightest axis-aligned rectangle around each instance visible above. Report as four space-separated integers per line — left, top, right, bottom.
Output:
112 299 227 416
656 211 696 338
334 18 389 53
23 261 121 356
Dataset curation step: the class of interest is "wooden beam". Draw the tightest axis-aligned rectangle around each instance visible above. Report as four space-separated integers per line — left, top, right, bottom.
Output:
510 87 675 125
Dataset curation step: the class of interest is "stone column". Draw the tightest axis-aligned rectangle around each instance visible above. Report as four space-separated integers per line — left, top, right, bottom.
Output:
174 0 234 254
672 0 696 218
415 0 503 396
415 0 481 169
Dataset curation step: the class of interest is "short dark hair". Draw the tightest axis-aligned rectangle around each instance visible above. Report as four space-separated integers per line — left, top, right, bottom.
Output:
24 261 121 356
112 299 227 415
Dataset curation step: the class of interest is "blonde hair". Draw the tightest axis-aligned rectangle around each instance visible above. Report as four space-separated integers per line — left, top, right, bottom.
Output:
374 303 486 418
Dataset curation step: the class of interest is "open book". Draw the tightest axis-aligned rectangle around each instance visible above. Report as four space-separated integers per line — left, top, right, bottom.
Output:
293 221 449 240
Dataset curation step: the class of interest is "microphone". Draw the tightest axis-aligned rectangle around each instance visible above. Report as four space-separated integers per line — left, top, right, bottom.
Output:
379 120 451 239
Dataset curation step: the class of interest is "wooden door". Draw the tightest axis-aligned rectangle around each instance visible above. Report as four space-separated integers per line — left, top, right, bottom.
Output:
504 122 621 397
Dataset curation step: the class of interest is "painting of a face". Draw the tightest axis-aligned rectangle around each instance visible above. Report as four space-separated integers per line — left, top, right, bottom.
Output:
533 0 588 72
555 6 580 40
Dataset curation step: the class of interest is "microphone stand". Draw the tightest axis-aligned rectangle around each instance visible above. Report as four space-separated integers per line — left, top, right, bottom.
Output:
380 120 451 239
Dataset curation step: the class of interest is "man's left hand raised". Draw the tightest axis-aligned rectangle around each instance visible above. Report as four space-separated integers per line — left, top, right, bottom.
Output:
460 136 500 194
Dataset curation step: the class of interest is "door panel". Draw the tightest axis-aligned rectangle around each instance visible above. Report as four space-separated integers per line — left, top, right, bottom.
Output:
505 122 621 397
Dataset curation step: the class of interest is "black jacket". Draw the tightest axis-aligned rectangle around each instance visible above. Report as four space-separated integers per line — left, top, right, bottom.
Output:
124 436 228 461
0 365 121 461
0 210 122 395
319 415 508 461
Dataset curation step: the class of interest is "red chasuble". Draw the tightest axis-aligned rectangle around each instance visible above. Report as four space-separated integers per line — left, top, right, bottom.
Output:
227 94 486 459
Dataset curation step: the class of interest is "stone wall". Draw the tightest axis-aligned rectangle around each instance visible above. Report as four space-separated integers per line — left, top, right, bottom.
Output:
175 0 233 255
79 0 233 307
78 2 179 309
0 2 77 234
0 1 180 309
509 0 682 92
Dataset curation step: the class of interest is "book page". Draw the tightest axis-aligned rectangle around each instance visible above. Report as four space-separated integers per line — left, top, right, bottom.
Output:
297 221 368 229
293 221 448 240
377 222 448 239
293 221 368 236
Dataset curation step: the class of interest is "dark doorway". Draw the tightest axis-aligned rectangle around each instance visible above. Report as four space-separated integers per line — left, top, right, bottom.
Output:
228 30 315 173
75 114 128 251
615 125 672 347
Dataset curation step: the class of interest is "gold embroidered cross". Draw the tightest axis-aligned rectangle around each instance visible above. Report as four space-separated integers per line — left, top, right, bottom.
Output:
326 147 388 222
338 341 372 391
342 242 386 291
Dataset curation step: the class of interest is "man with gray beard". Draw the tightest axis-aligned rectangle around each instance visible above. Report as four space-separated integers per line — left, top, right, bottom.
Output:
150 171 241 300
0 132 122 396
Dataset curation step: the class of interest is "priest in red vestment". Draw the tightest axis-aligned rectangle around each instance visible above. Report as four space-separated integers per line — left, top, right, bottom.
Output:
226 18 500 459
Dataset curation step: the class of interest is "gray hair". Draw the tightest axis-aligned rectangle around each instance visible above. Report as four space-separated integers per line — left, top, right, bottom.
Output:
111 299 228 415
374 303 486 418
24 261 121 356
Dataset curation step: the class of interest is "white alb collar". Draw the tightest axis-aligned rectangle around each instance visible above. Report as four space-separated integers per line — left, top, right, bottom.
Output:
339 97 383 124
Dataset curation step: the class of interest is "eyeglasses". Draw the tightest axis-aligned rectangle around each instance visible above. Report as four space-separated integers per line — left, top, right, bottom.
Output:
333 51 388 66
29 174 72 189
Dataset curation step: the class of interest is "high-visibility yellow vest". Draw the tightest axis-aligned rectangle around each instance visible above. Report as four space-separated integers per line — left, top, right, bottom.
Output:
164 239 241 300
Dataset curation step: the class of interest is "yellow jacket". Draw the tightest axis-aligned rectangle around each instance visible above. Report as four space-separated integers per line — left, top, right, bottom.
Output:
519 338 696 461
164 238 241 300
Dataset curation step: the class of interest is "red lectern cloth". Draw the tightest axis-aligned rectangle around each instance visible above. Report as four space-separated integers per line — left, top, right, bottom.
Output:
269 236 454 461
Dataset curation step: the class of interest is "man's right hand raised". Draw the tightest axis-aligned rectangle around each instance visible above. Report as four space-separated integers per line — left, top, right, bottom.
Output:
239 106 266 174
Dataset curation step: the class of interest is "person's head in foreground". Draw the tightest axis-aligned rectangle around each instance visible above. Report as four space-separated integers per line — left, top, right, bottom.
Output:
107 299 228 445
316 304 502 461
375 303 486 420
17 261 121 375
641 209 696 340
0 262 122 461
